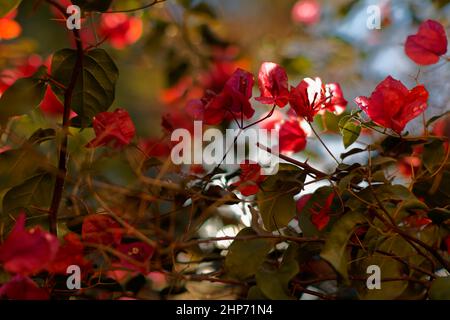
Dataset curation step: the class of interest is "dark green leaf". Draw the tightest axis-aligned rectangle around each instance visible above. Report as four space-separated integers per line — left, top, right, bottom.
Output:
320 211 367 281
426 111 450 127
255 259 299 300
429 277 450 300
27 128 56 145
72 0 112 12
224 228 274 281
423 140 445 172
0 128 53 191
0 0 21 17
51 48 119 127
340 148 366 160
2 172 54 215
257 164 305 232
428 208 450 225
0 77 46 125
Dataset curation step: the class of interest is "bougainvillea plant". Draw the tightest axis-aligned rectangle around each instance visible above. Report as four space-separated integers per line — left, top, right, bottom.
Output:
0 0 449 301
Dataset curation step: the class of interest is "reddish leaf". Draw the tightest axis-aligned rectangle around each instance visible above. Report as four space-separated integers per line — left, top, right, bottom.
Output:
86 109 136 148
47 233 91 275
81 214 123 246
0 214 59 275
405 20 448 65
115 242 155 273
355 76 428 133
0 276 49 300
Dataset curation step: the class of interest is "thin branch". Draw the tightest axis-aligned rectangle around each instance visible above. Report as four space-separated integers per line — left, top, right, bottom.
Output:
105 0 166 13
46 0 84 235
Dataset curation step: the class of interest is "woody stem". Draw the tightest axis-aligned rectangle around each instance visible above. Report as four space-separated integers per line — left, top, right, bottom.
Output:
46 0 84 235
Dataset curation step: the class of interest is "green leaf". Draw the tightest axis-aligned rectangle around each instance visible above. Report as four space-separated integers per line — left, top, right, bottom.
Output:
257 191 296 232
51 48 119 127
358 236 420 300
429 277 450 300
428 208 450 225
0 0 21 17
27 128 56 145
320 211 367 281
340 147 366 160
257 164 305 232
72 0 112 12
340 119 361 148
255 259 299 300
0 128 54 192
426 111 450 127
2 172 54 215
0 77 46 125
247 286 268 300
224 228 274 281
423 140 445 172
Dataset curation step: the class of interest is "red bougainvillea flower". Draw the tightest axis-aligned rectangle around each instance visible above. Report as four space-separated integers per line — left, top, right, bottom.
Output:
200 60 247 94
355 76 429 134
258 109 284 131
232 162 267 196
39 86 77 118
322 83 348 115
190 68 255 125
115 242 155 273
0 276 49 300
296 194 313 213
404 213 432 228
47 233 91 275
0 54 43 95
0 10 22 41
297 193 334 231
291 0 321 25
433 116 450 150
289 77 325 122
405 20 448 66
86 109 136 148
81 214 123 246
138 138 171 158
310 192 334 231
279 117 308 154
0 214 59 275
398 156 421 177
162 109 195 133
222 68 255 118
99 13 143 49
445 235 450 254
256 62 290 108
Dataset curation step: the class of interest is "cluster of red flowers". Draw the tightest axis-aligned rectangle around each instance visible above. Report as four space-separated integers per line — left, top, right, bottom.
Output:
0 213 154 299
53 0 143 49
